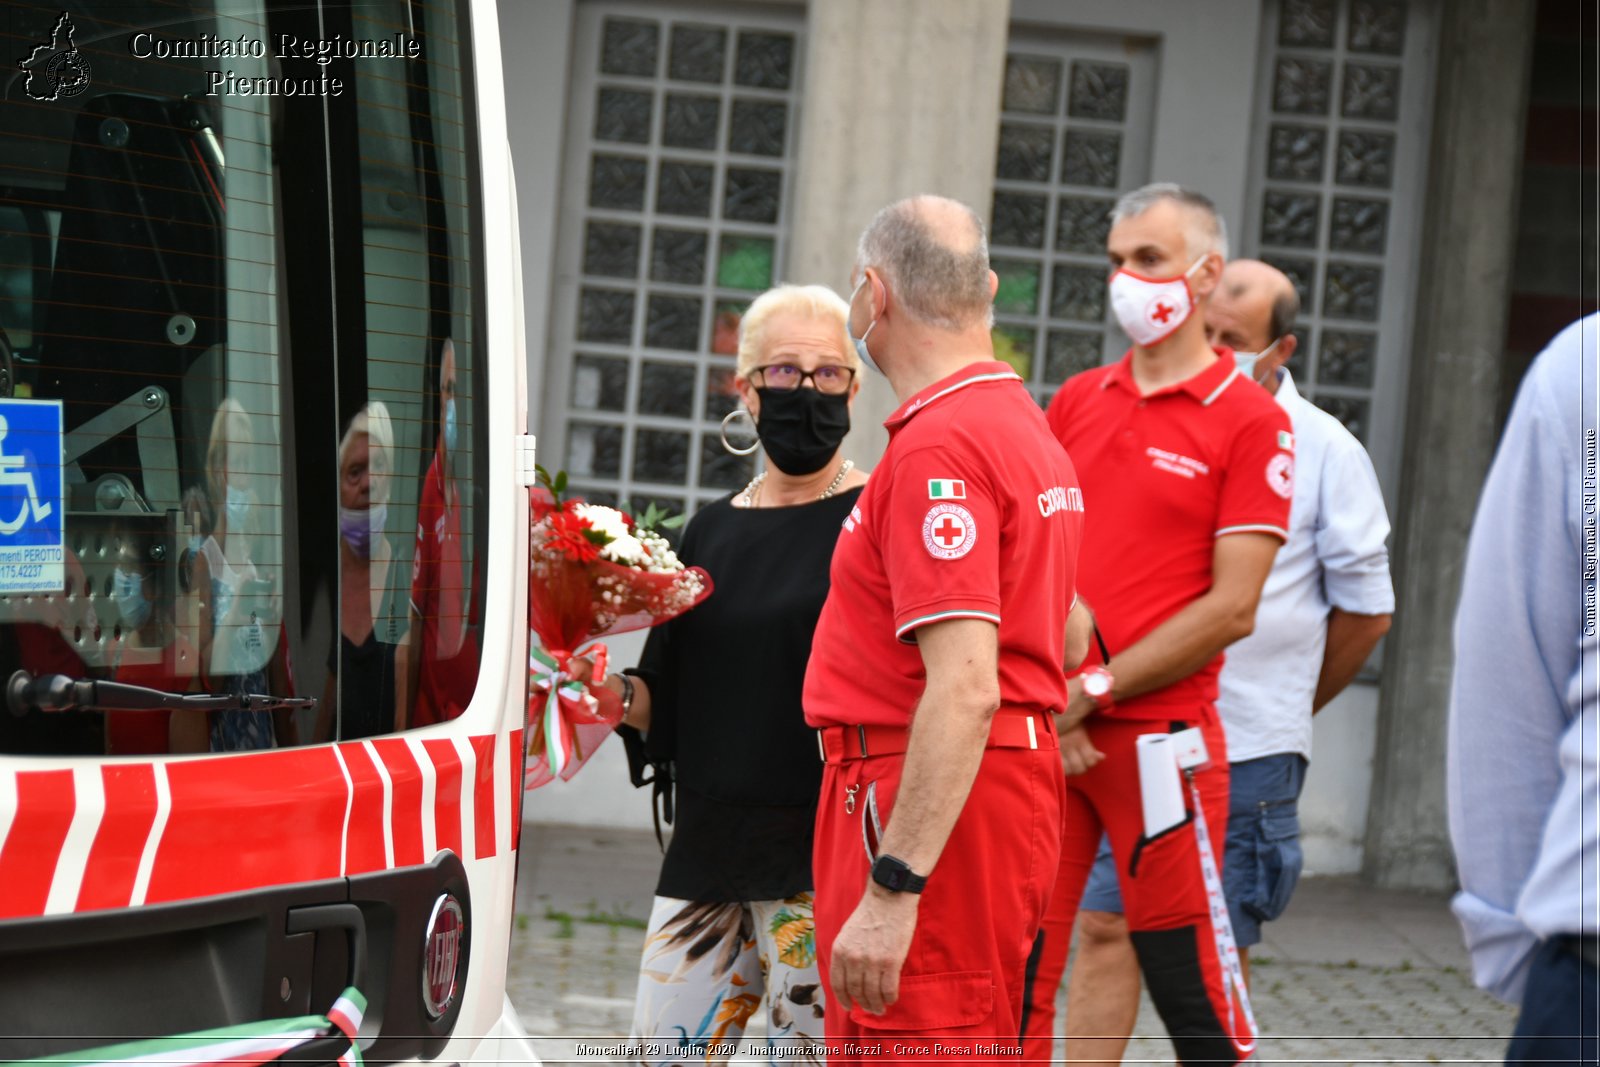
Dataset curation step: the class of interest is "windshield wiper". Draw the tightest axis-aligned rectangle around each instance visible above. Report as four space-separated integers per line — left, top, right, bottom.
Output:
5 670 316 717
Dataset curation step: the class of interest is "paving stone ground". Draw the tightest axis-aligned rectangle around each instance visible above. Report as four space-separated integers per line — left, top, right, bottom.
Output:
507 825 1518 1065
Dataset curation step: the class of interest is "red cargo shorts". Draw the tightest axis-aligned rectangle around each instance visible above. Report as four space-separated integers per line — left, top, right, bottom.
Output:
813 711 1065 1065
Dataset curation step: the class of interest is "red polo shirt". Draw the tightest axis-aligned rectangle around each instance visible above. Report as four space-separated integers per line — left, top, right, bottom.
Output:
804 361 1083 729
1045 348 1294 720
409 448 480 727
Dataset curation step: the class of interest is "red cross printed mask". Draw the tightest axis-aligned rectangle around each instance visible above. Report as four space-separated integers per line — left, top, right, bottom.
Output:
1107 255 1207 348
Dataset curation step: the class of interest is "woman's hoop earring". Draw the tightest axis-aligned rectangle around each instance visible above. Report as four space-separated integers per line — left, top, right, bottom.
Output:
719 409 760 456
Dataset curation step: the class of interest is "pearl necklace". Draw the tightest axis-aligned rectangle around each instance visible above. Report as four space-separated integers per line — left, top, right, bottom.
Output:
741 459 854 509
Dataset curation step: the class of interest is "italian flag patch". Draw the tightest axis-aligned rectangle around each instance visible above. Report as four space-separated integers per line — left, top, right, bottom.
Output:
928 479 966 500
1278 430 1295 451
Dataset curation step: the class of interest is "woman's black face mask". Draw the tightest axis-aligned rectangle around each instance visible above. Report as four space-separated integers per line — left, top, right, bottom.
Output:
754 386 851 476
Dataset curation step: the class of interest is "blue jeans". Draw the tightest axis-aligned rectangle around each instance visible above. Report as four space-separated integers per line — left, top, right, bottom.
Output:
1077 752 1307 948
1221 753 1307 946
1505 937 1600 1065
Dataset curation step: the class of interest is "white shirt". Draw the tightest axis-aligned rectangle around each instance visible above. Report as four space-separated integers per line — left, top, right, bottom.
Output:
1449 314 1599 1004
1216 369 1395 763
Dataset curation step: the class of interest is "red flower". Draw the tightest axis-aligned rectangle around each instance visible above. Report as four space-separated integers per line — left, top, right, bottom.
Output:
544 509 599 563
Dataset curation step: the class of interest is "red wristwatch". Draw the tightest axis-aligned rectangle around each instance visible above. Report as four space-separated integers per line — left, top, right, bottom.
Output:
1080 667 1115 711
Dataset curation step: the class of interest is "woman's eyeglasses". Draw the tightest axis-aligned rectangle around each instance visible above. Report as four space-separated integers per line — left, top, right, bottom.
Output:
752 363 856 395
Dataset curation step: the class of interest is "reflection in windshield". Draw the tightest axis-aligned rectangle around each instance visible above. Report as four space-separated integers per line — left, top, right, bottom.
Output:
102 514 187 754
317 403 398 743
0 0 482 755
400 339 477 730
170 399 296 753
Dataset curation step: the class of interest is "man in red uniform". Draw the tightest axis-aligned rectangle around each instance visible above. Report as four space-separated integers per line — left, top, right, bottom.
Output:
804 195 1088 1065
1020 184 1294 1065
401 338 479 729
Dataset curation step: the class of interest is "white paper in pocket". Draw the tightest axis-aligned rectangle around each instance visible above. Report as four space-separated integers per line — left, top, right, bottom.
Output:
1136 733 1186 838
1170 726 1211 772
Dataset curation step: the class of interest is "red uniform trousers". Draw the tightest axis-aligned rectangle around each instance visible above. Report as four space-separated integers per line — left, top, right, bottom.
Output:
1020 714 1256 1065
814 711 1064 1065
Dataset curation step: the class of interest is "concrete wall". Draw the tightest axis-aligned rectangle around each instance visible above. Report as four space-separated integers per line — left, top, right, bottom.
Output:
1301 683 1380 873
1362 0 1536 891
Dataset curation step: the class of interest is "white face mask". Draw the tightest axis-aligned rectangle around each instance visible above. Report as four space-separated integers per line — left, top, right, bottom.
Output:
1233 336 1281 384
1108 256 1207 348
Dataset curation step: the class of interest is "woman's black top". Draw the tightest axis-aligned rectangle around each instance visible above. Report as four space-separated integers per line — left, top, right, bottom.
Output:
327 630 397 741
628 487 862 903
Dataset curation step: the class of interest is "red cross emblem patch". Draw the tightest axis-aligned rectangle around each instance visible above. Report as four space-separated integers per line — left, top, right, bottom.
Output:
1144 293 1187 330
1266 453 1294 500
922 503 977 560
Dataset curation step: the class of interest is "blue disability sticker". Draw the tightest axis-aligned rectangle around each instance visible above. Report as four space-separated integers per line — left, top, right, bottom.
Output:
0 399 65 593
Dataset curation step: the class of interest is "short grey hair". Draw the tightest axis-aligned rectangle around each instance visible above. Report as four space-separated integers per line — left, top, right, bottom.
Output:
855 197 992 330
1110 183 1229 261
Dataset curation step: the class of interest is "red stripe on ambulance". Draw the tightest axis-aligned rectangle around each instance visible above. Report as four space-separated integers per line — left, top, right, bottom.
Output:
372 738 425 868
507 728 525 852
0 728 507 919
0 769 75 918
75 764 160 912
340 742 388 875
470 733 497 860
424 739 464 859
148 749 345 903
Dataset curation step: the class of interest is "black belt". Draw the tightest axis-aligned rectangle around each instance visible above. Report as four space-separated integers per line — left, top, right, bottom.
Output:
1558 935 1600 969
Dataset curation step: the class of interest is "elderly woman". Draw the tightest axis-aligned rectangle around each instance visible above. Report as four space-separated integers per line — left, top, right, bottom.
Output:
172 398 297 752
316 402 398 742
601 284 868 1063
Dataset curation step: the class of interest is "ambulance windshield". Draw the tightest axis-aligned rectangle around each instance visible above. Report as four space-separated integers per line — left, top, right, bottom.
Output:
0 0 485 756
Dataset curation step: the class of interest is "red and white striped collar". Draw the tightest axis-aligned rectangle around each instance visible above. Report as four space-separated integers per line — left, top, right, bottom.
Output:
884 360 1023 431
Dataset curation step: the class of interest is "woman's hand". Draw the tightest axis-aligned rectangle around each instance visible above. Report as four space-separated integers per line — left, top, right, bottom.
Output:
566 655 641 729
1059 725 1104 776
565 653 604 688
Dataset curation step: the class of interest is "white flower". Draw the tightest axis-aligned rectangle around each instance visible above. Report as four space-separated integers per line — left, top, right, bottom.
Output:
574 503 631 544
637 531 684 574
599 533 648 565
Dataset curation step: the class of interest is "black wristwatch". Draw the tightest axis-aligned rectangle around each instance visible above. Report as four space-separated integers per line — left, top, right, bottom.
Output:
871 854 928 894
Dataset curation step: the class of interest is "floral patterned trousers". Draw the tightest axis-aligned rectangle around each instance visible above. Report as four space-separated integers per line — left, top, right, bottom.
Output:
630 892 825 1066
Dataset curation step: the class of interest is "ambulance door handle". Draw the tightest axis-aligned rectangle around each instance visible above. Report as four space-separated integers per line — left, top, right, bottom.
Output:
286 902 368 991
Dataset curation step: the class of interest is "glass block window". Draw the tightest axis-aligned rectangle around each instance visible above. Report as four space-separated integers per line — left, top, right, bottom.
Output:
1245 0 1437 479
992 35 1160 408
544 8 803 519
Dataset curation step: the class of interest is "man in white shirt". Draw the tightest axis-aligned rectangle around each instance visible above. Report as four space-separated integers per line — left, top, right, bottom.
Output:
1060 259 1395 1065
1449 313 1598 1062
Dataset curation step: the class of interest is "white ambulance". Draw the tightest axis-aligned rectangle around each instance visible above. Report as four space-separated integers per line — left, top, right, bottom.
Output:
0 0 539 1061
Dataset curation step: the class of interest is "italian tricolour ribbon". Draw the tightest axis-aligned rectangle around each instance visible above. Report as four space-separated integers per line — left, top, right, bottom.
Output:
1189 771 1258 1055
2 986 367 1067
528 641 608 784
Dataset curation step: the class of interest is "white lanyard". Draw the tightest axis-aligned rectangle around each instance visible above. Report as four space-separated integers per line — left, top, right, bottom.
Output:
1189 769 1258 1048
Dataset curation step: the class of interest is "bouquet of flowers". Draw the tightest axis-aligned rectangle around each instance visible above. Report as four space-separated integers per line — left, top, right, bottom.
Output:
525 467 712 789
